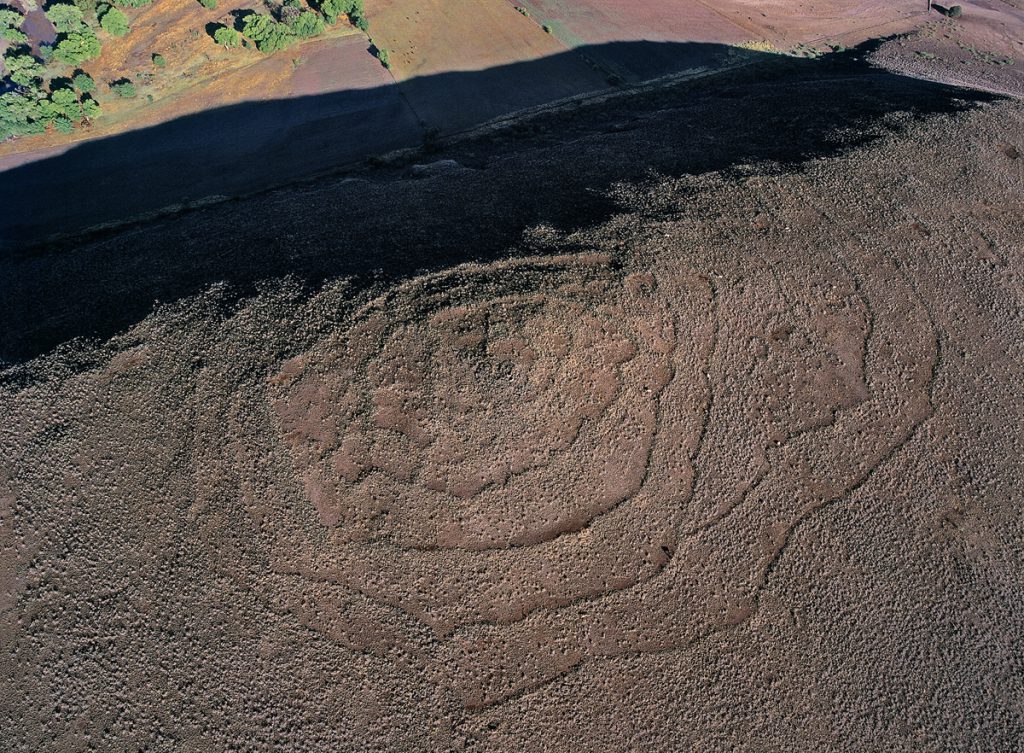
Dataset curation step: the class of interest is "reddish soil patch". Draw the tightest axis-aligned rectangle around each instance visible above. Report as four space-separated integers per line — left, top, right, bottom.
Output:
289 33 394 96
870 1 1024 96
18 7 56 56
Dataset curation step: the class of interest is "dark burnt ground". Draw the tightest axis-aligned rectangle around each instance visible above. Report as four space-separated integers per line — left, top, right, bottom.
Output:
0 43 1000 369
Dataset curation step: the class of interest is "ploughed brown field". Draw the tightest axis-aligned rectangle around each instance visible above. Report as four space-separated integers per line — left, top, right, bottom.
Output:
1 2 1023 752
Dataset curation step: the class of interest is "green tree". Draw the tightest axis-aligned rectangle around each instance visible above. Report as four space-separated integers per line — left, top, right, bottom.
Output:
0 7 25 29
197 0 216 9
318 0 342 23
54 115 74 133
73 71 95 92
45 3 86 34
0 90 46 139
289 10 323 38
152 52 166 66
2 27 27 43
111 0 151 7
213 25 239 47
99 6 129 37
47 86 84 121
54 30 102 65
3 52 44 87
82 95 101 118
241 13 295 53
319 0 364 27
350 0 366 28
110 79 136 97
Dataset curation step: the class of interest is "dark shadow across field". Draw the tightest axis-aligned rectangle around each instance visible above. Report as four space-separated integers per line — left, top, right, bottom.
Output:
0 40 1000 366
0 41 748 250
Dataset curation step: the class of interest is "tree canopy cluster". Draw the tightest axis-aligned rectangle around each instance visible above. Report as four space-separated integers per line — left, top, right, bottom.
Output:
0 6 23 29
319 0 366 29
229 0 368 55
109 78 136 97
41 3 104 65
1 77 102 139
0 0 118 139
212 25 239 47
98 5 130 37
240 12 296 53
0 4 26 42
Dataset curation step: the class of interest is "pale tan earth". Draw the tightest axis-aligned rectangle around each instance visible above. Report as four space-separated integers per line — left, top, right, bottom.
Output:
365 0 571 80
1 44 1023 748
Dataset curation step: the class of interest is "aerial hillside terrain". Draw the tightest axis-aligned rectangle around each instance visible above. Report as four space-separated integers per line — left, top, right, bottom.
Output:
1 2 1022 752
3 0 1020 245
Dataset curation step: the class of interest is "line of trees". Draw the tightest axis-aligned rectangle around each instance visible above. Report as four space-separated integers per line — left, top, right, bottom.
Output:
213 0 368 55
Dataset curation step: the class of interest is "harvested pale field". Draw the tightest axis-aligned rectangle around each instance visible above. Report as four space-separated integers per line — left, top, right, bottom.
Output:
1 48 1022 751
719 0 927 44
510 0 755 47
288 33 393 96
511 0 925 48
509 0 928 79
367 0 569 79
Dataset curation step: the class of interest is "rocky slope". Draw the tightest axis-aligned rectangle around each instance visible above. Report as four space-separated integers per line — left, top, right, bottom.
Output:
1 51 1022 752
